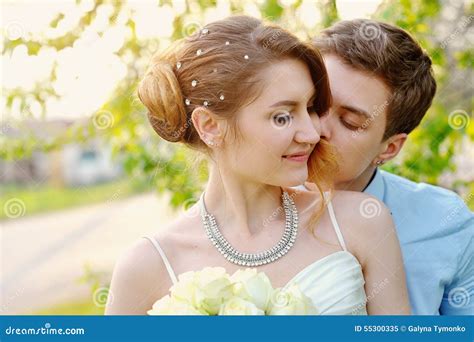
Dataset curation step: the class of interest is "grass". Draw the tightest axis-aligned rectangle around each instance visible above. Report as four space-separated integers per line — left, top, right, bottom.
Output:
0 178 149 220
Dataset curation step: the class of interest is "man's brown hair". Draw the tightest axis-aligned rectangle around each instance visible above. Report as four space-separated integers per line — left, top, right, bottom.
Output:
314 19 437 140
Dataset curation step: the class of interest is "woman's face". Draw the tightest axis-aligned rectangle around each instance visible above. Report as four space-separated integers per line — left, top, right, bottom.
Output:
218 58 321 187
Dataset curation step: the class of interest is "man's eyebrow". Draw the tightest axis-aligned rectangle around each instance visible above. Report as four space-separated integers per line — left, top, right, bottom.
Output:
340 105 370 118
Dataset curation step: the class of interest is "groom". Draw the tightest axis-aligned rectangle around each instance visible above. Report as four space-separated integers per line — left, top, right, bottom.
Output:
311 19 473 315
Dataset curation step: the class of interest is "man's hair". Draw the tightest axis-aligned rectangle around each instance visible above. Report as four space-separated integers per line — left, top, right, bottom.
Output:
314 19 437 140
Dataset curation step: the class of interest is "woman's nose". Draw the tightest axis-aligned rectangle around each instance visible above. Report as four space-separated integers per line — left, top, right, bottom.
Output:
295 113 321 145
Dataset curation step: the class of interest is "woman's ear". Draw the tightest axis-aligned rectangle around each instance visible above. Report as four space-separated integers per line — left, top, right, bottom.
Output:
191 107 223 146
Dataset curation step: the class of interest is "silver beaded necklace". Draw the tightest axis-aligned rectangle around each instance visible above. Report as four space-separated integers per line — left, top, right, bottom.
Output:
199 190 298 267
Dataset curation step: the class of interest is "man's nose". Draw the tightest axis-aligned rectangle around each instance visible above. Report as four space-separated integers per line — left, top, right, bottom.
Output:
319 112 332 140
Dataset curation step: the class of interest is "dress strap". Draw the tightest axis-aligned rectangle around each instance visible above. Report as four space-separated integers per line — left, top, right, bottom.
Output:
323 193 348 252
142 236 178 285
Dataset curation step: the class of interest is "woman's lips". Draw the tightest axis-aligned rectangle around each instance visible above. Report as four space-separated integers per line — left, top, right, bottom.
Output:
282 153 310 162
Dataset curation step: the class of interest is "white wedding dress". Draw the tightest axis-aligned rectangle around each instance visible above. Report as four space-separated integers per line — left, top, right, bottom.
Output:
143 197 368 315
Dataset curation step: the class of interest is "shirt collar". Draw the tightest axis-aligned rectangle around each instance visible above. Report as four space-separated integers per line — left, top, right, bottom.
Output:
363 168 385 201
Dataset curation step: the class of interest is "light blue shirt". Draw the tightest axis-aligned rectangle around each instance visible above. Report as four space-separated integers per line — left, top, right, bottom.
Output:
364 169 474 315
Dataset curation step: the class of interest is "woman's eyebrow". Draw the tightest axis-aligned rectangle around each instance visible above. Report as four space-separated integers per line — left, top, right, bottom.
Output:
269 92 317 108
269 100 298 108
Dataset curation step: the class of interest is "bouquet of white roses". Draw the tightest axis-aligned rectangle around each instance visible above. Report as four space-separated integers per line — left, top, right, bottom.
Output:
148 267 318 315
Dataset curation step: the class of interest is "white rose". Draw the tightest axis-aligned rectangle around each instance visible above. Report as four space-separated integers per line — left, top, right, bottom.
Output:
230 268 274 312
170 267 233 315
218 297 265 315
267 285 318 315
169 271 198 306
148 295 206 315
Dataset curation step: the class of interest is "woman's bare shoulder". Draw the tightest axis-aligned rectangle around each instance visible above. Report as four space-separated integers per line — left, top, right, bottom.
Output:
105 214 200 315
326 190 396 260
329 190 392 224
125 212 202 276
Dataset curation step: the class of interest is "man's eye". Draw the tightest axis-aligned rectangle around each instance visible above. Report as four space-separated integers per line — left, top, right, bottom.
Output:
340 118 360 130
272 111 293 128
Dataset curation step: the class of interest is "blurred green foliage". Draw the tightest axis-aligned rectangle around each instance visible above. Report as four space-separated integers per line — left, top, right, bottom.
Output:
2 0 472 210
377 0 473 192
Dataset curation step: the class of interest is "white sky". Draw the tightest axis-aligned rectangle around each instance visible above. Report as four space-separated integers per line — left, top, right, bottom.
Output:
1 0 383 121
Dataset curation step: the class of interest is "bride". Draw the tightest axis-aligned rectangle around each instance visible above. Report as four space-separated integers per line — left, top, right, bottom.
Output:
105 15 410 315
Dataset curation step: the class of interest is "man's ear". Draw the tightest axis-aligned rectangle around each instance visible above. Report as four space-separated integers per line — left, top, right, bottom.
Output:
191 107 223 145
377 133 407 162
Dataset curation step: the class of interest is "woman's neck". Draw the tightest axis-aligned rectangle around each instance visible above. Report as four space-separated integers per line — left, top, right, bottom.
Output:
203 166 285 238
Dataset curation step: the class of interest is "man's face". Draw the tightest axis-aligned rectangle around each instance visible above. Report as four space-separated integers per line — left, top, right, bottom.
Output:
320 54 391 189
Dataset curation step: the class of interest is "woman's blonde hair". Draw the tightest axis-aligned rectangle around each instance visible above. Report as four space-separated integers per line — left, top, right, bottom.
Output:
138 15 338 231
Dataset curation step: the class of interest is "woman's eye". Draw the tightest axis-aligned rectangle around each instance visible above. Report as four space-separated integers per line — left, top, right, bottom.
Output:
272 111 293 128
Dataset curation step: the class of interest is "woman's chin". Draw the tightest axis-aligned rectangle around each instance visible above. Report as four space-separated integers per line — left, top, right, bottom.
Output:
280 172 308 188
